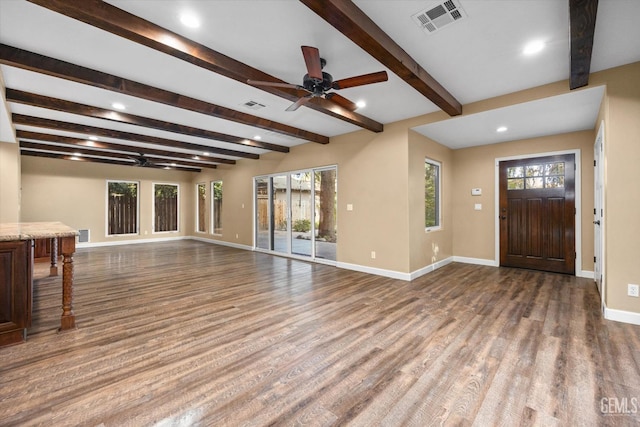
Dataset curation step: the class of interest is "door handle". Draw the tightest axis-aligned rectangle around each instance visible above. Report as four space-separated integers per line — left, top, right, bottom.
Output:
593 220 601 225
500 216 507 220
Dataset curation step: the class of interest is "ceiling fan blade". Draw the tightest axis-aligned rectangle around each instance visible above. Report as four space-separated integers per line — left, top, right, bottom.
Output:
286 95 312 112
332 71 388 90
325 93 358 112
247 79 302 90
301 46 323 81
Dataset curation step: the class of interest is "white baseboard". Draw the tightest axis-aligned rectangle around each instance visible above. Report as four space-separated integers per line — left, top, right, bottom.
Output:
337 257 455 282
336 261 412 281
452 256 498 267
189 236 252 251
409 257 453 280
77 235 253 251
77 235 184 248
604 306 640 326
577 270 595 279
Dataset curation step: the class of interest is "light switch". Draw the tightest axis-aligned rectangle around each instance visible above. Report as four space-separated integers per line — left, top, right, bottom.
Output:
471 188 482 196
474 203 482 210
347 204 353 211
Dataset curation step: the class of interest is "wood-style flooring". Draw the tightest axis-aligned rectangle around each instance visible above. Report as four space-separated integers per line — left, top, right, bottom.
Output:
1 241 639 426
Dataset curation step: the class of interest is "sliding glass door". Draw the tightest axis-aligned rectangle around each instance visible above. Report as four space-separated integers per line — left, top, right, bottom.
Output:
255 177 270 250
272 174 288 254
254 166 337 263
315 168 337 261
291 172 312 257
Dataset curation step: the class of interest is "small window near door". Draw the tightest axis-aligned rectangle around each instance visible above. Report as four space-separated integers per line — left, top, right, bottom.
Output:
154 183 179 233
508 162 565 190
425 158 441 230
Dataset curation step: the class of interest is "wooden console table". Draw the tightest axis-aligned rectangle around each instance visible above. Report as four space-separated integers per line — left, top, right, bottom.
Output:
0 222 78 347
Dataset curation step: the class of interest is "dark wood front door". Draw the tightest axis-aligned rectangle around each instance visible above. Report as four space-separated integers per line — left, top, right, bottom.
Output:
499 154 575 274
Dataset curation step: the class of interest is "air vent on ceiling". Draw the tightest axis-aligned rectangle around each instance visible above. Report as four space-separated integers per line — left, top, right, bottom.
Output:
242 100 266 110
412 0 467 35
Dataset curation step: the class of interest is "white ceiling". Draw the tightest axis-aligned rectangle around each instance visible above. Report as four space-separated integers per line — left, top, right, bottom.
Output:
413 85 605 149
0 0 639 164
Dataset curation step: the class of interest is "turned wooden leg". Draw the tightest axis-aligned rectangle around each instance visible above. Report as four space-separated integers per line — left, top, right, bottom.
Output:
49 237 58 276
59 236 76 332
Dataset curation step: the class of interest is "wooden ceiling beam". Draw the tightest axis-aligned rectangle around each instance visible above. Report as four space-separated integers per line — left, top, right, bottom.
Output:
569 0 599 89
300 0 462 116
20 150 201 172
6 89 290 153
26 0 383 133
19 140 218 169
16 133 224 168
0 43 328 144
12 114 257 159
16 129 235 165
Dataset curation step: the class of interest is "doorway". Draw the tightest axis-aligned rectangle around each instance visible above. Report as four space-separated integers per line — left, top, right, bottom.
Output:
594 122 605 306
254 166 337 263
499 154 576 274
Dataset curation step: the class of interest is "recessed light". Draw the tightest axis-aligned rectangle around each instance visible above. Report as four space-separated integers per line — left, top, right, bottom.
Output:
497 126 508 133
203 152 210 156
112 102 126 110
73 152 82 156
89 136 98 141
180 12 200 29
523 40 545 56
356 100 366 109
254 135 262 140
193 156 200 160
171 163 177 166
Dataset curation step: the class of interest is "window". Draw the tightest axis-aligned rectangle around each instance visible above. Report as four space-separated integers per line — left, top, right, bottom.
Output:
107 181 138 235
211 181 223 235
425 158 441 230
196 183 207 233
154 183 179 232
507 162 565 190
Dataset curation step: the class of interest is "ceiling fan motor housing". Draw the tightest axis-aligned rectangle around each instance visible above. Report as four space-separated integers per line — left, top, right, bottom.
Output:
303 71 334 95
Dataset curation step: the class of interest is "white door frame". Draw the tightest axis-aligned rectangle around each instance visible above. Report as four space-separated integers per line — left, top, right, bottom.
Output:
494 149 584 276
594 121 605 312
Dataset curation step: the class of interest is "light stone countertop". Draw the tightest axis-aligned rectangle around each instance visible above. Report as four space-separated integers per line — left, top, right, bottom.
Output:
0 222 78 242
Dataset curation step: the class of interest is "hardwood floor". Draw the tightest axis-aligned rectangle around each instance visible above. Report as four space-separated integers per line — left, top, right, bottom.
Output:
1 241 639 426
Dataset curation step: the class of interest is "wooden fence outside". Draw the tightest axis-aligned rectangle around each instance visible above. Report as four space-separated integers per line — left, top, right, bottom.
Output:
108 194 137 235
155 196 178 232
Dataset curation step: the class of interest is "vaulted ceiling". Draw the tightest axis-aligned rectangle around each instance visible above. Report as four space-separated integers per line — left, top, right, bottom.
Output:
0 0 638 172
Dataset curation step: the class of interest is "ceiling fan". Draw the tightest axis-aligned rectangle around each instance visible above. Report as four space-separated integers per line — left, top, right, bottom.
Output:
131 153 154 167
247 46 388 112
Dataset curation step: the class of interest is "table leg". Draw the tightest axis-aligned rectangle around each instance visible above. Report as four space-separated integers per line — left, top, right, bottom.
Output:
59 236 76 332
49 237 58 276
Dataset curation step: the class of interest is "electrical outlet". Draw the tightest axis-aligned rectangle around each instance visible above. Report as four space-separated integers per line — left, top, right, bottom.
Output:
371 251 376 259
628 284 639 297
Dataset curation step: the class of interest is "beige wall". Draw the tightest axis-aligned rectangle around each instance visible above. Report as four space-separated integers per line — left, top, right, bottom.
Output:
408 130 453 272
20 156 195 244
0 141 21 222
596 62 640 312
